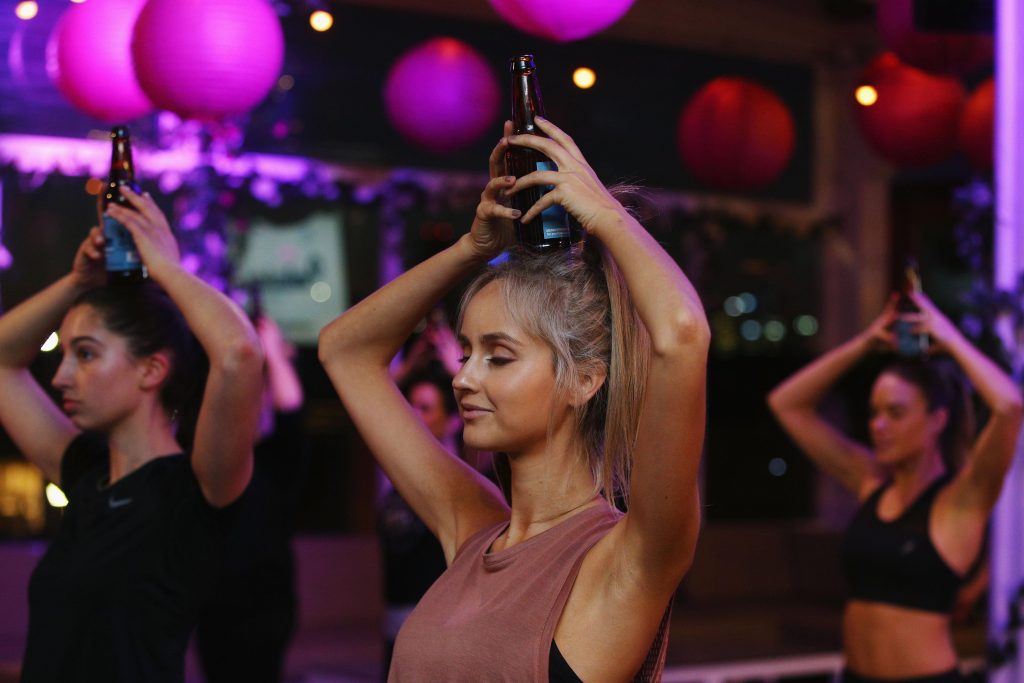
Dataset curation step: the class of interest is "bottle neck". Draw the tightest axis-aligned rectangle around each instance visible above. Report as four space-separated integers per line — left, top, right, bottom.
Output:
110 139 135 182
510 71 544 135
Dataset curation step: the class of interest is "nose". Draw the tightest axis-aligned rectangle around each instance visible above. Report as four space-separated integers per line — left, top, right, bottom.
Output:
452 358 478 394
51 355 72 391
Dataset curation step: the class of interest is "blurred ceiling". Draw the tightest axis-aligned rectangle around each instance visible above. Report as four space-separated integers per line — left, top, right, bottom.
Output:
336 0 880 64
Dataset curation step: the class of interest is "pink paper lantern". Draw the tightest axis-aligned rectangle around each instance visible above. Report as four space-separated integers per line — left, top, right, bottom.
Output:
47 0 153 123
877 0 992 75
676 77 796 191
488 0 636 42
384 38 500 155
959 78 994 171
853 52 965 167
131 0 284 121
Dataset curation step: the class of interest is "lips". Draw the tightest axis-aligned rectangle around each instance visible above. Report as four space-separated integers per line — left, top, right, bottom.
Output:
460 402 492 420
61 399 80 413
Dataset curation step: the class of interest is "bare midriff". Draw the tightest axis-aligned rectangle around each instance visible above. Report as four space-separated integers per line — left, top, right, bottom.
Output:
843 600 956 678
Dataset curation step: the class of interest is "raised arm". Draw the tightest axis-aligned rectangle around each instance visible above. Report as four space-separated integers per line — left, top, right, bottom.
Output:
318 138 512 561
0 228 107 483
508 117 709 589
911 292 1023 510
108 189 263 508
766 301 898 497
256 315 304 412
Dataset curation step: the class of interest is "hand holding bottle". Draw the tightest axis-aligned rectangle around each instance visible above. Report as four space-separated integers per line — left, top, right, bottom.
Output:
70 226 108 291
903 290 962 355
104 187 180 278
467 120 518 260
507 117 628 238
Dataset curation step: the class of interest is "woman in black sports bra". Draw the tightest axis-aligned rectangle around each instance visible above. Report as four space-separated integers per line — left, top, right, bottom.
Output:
768 291 1022 683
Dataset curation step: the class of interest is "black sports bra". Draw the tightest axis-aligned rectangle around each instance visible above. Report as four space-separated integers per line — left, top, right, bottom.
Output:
550 640 583 682
841 475 977 613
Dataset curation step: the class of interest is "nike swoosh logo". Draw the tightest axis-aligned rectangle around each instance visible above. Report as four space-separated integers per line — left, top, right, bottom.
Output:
108 496 133 509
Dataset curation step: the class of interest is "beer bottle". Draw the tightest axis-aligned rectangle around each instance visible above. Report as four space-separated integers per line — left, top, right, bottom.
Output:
894 258 928 357
506 55 582 251
102 126 145 283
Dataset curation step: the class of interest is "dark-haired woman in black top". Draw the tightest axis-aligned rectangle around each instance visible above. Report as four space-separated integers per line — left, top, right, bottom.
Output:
0 188 264 682
768 292 1022 682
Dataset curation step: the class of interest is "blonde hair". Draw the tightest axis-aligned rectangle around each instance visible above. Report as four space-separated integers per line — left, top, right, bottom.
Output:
456 239 650 506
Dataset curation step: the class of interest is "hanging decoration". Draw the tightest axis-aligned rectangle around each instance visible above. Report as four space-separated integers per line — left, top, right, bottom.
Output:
384 37 500 155
488 0 636 42
959 78 994 172
676 77 796 192
46 0 153 123
853 52 965 167
876 0 993 75
131 0 285 121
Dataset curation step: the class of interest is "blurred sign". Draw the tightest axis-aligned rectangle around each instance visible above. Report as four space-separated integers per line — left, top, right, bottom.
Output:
233 212 347 345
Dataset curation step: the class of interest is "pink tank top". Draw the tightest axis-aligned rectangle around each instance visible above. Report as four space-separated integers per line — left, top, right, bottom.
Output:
388 502 671 682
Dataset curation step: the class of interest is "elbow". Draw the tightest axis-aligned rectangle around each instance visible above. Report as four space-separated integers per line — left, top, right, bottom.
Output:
217 337 264 380
649 309 710 359
994 391 1024 422
317 317 348 368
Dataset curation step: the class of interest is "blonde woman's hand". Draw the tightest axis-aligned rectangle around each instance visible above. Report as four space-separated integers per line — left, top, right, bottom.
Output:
104 187 180 276
468 120 518 259
70 226 107 290
505 117 627 236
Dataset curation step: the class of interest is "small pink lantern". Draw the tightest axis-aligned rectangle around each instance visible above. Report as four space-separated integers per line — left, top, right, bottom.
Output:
676 77 796 191
131 0 284 121
853 52 965 167
384 38 500 155
47 0 153 123
877 0 992 75
959 78 994 171
488 0 636 42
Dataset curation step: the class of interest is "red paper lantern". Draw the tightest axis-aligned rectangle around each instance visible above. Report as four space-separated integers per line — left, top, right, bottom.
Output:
877 0 992 75
676 77 796 191
959 78 994 171
854 53 965 167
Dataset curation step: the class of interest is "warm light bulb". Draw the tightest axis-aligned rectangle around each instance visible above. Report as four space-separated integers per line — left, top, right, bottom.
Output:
855 85 878 107
46 483 69 508
573 67 596 89
40 332 59 352
15 1 39 20
310 10 334 32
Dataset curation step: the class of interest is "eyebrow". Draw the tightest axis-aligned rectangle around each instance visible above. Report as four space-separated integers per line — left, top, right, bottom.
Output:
68 335 103 347
457 332 522 347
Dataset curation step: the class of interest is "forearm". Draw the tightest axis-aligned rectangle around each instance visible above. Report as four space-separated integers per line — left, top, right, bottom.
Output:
265 349 303 411
944 330 1023 416
148 263 262 371
0 275 87 368
769 333 870 411
319 235 486 369
592 211 708 355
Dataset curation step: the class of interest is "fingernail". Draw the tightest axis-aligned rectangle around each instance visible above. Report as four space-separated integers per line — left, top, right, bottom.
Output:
504 176 515 183
535 116 546 122
510 210 522 218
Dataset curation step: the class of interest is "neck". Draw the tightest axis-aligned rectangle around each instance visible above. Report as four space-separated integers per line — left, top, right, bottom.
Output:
106 403 182 483
887 448 947 498
503 428 601 544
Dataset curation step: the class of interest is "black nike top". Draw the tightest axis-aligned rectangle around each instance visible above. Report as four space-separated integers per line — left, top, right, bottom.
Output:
22 433 232 683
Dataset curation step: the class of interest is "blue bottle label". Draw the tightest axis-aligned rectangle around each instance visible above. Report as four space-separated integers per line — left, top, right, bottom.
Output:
103 214 141 272
535 161 569 240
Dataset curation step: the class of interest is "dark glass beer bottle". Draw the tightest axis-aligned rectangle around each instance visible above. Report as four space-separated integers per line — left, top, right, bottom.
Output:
894 258 927 357
506 55 582 251
102 126 145 283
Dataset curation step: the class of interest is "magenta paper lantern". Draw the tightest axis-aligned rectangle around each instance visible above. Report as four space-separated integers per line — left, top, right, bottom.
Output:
47 0 153 123
877 0 992 75
854 52 965 167
384 38 500 155
488 0 636 42
131 0 284 121
676 77 796 191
